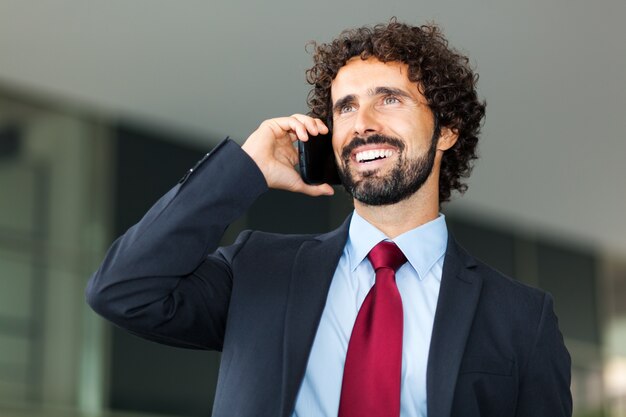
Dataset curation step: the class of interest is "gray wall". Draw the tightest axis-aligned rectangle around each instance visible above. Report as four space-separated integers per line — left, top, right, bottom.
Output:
0 0 625 255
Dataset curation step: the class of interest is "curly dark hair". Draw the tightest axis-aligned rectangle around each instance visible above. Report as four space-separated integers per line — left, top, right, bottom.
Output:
305 18 486 203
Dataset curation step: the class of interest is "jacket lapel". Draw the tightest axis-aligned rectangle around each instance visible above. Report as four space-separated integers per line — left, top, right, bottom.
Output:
427 234 482 417
279 216 350 417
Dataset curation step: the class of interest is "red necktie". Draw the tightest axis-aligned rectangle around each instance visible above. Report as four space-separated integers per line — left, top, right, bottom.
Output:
338 241 407 417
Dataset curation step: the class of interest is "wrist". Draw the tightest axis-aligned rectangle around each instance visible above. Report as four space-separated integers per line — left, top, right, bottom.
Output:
240 141 271 186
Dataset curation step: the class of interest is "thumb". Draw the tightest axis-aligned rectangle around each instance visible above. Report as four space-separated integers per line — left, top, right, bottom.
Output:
295 182 335 197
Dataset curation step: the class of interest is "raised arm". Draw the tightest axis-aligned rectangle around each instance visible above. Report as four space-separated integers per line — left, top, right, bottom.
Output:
86 115 332 350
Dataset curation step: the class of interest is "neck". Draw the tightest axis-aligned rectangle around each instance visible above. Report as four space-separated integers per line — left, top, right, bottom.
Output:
353 179 440 239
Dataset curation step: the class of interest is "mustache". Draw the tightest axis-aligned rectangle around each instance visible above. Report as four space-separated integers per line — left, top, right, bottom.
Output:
341 134 406 162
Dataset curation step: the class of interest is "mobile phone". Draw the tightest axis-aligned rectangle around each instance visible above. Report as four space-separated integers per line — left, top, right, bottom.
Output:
298 131 341 185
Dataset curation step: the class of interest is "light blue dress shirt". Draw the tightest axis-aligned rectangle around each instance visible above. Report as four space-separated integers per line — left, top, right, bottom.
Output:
292 211 448 417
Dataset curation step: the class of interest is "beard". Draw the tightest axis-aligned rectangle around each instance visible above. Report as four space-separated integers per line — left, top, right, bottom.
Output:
337 127 439 206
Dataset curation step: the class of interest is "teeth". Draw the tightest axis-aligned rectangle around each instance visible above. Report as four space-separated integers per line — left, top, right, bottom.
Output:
356 149 394 163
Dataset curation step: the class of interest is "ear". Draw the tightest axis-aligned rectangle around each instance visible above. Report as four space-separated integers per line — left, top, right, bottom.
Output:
437 127 459 151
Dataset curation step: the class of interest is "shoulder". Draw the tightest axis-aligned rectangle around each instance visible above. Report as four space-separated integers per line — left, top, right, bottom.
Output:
218 215 352 264
450 237 549 317
216 229 321 263
449 239 566 358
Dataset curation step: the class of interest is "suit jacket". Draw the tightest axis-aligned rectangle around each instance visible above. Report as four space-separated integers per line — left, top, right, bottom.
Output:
86 139 572 417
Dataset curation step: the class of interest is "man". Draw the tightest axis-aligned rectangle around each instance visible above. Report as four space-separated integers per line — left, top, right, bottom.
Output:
86 19 572 417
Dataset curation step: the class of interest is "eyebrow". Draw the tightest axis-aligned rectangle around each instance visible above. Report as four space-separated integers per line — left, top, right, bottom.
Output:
332 86 412 114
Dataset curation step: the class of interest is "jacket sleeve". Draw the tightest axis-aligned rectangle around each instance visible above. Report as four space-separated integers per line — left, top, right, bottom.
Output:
85 139 268 350
515 293 573 416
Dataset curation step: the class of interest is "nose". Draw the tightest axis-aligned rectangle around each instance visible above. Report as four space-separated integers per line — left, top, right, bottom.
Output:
353 105 382 137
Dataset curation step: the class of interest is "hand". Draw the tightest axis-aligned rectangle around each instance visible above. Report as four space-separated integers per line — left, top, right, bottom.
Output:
241 114 335 197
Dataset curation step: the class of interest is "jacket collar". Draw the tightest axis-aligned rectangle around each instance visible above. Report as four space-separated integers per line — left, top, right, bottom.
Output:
280 216 351 417
427 233 482 417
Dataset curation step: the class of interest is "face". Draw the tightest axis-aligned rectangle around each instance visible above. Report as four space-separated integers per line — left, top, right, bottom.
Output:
330 57 445 206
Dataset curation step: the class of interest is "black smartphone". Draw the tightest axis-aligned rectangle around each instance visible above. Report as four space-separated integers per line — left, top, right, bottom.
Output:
298 132 341 185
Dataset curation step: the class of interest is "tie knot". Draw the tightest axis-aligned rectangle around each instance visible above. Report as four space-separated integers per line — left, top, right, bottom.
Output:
367 241 407 272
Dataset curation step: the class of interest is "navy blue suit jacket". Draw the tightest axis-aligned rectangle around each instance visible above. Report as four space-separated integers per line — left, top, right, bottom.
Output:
86 139 572 417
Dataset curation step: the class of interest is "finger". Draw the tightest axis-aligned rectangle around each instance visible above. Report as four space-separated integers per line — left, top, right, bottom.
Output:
291 114 330 136
293 182 335 197
299 116 328 135
288 119 310 141
314 118 329 134
275 118 308 141
290 114 318 136
265 118 308 142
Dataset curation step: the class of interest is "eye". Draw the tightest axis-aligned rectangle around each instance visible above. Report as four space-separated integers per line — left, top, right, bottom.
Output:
339 104 355 114
383 96 400 105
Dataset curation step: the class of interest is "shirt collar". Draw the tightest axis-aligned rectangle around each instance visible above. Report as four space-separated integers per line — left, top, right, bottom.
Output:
346 210 448 281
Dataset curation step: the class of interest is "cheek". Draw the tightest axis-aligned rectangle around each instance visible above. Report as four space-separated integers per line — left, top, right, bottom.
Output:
331 136 343 160
331 121 353 150
331 116 351 135
402 122 435 146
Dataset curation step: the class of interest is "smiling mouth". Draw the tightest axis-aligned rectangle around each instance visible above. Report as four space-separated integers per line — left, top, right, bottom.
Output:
341 134 405 167
354 149 395 163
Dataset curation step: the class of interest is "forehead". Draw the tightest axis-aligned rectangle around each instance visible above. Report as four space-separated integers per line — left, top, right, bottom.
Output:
330 57 418 102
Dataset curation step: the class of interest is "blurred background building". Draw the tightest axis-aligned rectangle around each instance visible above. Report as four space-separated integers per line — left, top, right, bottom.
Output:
0 1 625 417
